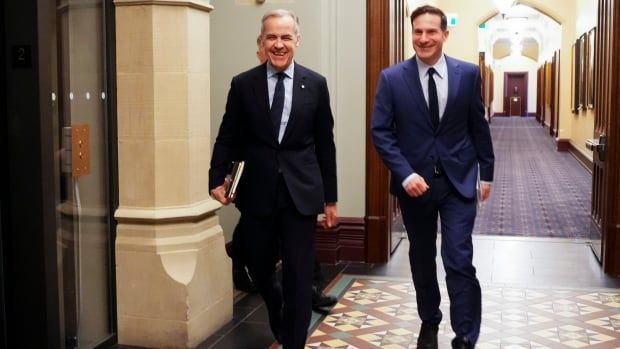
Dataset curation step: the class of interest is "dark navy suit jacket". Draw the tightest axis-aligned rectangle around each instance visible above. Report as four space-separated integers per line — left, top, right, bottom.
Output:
371 55 494 199
209 62 337 216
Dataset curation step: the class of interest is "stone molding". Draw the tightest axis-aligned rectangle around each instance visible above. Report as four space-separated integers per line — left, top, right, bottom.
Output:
115 199 221 223
114 0 214 12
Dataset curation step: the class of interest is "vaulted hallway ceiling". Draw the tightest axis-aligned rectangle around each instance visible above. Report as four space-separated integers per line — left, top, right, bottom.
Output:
480 3 561 64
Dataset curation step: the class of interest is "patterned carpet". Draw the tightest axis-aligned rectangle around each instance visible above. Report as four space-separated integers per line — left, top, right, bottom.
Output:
473 117 592 238
304 275 620 349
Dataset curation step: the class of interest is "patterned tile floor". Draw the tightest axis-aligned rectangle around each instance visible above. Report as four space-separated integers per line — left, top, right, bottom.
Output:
305 275 620 349
198 237 620 349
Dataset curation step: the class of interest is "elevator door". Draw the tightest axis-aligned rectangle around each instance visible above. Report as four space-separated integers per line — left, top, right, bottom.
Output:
55 0 112 347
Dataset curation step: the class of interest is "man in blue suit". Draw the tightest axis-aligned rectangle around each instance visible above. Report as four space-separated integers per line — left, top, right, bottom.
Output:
209 9 337 349
371 5 494 349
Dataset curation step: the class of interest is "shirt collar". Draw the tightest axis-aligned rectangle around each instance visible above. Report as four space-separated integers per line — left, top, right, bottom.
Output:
415 54 447 79
267 60 295 79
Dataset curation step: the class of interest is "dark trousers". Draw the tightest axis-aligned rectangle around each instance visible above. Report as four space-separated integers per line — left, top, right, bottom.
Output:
399 175 481 344
231 220 326 290
238 176 316 349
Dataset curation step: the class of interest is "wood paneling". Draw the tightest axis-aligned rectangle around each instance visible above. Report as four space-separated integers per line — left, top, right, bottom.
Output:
365 0 405 263
315 217 366 263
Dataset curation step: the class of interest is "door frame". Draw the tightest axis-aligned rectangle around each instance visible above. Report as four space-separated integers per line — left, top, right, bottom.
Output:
365 0 406 263
1 0 7 344
592 0 620 275
504 72 528 116
2 0 62 346
1 0 119 347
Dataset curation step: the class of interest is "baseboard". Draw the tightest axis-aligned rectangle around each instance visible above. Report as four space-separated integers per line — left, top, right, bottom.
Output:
557 138 594 173
315 217 366 263
556 138 570 151
527 112 536 117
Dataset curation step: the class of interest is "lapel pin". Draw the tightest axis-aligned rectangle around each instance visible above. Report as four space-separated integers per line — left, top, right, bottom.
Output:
301 84 305 89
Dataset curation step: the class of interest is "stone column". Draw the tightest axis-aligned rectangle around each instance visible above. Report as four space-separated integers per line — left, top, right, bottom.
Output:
113 1 231 347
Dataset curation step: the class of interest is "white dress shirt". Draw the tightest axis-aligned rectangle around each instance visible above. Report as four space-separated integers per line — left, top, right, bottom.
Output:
267 61 294 143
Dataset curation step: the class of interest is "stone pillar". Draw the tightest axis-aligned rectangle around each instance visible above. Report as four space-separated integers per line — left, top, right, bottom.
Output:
113 1 231 347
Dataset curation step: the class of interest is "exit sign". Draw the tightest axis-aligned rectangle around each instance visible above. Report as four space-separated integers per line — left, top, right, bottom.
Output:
447 13 458 27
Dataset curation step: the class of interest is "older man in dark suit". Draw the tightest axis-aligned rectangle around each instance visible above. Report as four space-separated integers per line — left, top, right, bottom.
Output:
209 9 337 349
372 5 494 349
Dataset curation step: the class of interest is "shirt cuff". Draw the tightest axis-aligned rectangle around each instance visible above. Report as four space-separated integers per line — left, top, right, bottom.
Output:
402 173 420 188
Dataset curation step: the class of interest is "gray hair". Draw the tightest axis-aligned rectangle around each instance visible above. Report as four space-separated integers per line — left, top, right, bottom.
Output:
260 9 300 37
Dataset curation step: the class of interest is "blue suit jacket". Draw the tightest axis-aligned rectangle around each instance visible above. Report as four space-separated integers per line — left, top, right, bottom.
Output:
209 62 337 216
371 55 494 199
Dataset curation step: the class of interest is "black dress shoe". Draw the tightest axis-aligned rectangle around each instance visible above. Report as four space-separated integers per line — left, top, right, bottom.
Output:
312 290 338 308
417 323 439 349
451 336 472 349
233 269 257 293
311 286 337 314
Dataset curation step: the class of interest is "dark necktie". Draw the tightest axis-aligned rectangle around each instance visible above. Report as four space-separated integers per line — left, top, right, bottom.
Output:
428 67 439 130
270 72 285 137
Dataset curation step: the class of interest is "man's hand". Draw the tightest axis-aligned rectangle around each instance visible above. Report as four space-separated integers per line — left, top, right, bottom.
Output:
404 175 430 197
210 179 232 205
479 183 492 202
321 203 338 229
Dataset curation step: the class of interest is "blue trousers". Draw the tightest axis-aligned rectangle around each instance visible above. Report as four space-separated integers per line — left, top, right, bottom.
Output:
399 175 481 344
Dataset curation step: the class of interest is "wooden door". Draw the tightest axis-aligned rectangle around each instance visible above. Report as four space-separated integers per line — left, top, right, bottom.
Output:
504 72 528 116
551 51 560 137
589 0 620 274
509 96 521 116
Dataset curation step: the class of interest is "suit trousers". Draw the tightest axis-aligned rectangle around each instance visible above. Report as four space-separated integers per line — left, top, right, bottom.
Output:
399 175 481 344
239 175 317 349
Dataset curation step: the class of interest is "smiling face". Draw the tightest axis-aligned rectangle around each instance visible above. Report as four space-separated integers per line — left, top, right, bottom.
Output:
261 15 299 72
411 13 449 65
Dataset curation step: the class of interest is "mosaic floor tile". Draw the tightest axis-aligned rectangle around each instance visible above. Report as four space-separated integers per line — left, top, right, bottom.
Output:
358 328 415 349
305 275 620 349
343 289 401 305
534 325 615 347
578 292 620 308
531 300 602 317
323 311 388 331
375 302 418 321
306 339 358 349
587 314 620 331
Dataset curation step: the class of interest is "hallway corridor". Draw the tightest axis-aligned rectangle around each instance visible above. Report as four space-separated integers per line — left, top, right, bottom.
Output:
193 116 620 348
474 117 592 238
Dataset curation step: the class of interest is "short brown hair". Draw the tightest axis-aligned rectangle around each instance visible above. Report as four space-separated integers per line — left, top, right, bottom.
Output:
410 5 447 31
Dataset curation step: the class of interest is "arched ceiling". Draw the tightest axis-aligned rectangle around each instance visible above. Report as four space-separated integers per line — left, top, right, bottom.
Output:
493 38 539 61
481 3 561 63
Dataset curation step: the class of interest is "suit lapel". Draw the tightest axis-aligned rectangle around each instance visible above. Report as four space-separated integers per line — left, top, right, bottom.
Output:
440 56 462 131
280 63 306 144
251 63 277 141
402 57 435 130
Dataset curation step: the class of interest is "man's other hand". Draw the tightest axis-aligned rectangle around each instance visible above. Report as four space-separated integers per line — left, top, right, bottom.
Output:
321 203 338 229
210 179 232 205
